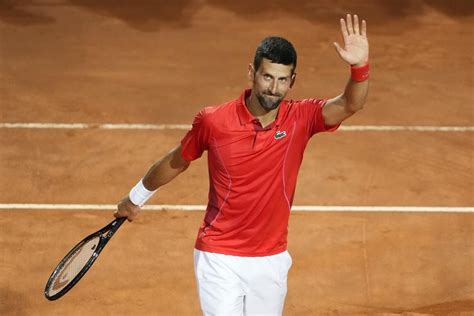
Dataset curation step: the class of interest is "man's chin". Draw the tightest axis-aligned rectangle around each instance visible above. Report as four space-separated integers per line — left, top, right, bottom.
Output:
263 102 280 110
258 95 282 110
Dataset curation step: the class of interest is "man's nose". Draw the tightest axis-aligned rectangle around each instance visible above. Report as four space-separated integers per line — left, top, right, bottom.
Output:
270 80 278 94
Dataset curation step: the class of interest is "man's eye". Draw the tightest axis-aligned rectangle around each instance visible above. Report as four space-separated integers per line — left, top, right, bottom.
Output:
279 78 288 83
264 75 272 80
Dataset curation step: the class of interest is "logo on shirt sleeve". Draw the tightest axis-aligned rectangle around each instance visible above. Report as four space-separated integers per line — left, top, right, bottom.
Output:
274 130 287 140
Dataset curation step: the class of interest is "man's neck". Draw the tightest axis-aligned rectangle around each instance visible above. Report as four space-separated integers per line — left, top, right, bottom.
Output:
246 93 279 128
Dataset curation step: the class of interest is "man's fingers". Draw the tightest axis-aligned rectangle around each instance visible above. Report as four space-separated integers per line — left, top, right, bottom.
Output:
115 198 140 222
127 212 137 222
342 14 366 37
361 20 367 37
115 210 136 222
333 42 345 57
114 209 129 220
340 18 348 40
346 14 353 35
353 15 360 35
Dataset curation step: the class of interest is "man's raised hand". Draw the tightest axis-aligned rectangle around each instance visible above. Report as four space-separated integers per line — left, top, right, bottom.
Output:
334 14 369 66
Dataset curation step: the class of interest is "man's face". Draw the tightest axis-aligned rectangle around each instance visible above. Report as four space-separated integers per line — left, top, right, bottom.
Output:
249 58 295 111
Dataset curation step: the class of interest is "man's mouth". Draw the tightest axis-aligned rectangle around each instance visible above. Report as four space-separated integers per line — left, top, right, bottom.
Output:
264 94 281 98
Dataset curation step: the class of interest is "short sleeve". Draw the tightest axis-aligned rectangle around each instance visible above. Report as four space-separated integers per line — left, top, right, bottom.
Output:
296 98 340 137
180 109 211 161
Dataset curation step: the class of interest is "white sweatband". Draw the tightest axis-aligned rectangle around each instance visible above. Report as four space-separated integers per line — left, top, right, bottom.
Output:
129 179 157 207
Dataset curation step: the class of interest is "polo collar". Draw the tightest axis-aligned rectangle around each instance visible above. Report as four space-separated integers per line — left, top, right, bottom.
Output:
236 89 255 126
236 89 288 127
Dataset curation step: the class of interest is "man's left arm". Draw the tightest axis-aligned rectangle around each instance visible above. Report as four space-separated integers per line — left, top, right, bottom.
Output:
323 14 370 127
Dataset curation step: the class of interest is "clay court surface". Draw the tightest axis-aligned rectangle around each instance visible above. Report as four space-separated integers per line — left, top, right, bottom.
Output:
0 1 473 315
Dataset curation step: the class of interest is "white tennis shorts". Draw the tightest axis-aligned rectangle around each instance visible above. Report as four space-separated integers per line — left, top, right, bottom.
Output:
193 249 293 316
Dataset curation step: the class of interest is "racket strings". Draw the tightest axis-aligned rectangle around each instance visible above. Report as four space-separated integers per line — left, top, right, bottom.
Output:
46 236 100 297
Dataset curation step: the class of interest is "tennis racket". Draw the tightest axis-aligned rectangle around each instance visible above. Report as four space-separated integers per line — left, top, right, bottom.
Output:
44 216 126 300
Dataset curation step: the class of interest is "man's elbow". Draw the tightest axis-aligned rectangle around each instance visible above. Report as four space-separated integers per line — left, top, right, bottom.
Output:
170 146 191 172
179 159 191 173
347 100 366 114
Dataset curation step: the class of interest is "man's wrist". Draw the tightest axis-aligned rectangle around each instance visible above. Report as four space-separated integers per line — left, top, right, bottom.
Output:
129 179 158 207
350 62 369 82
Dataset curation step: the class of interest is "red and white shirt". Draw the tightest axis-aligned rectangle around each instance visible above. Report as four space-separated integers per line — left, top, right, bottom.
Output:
181 89 339 256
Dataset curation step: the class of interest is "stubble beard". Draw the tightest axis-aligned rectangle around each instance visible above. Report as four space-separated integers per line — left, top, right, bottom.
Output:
256 92 283 111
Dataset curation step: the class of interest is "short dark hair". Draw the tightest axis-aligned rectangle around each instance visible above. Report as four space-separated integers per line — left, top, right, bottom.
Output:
253 36 297 72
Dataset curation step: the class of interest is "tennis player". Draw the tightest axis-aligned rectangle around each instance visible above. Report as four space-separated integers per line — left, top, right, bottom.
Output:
116 14 369 316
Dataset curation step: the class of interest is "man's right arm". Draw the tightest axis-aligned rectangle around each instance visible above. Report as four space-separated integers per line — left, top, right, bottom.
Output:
115 144 190 221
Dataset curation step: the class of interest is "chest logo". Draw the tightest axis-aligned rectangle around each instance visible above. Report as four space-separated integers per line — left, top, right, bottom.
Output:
274 130 287 140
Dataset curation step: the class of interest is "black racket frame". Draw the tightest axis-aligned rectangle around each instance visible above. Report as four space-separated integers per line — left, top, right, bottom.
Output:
44 216 126 301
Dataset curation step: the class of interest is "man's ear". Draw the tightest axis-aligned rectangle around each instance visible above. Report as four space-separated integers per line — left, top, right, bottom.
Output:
248 63 255 81
290 72 297 88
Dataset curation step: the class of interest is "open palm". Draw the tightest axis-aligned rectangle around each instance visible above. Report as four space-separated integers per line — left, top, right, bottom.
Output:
334 14 369 66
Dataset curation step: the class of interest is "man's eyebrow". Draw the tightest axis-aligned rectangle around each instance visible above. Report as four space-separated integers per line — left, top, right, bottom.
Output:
262 73 291 79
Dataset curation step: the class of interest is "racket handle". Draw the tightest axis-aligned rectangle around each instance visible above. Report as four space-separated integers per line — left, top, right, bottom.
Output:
113 217 127 227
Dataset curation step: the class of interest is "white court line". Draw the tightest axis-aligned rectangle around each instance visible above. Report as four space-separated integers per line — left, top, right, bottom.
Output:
0 123 191 130
0 122 473 132
0 204 472 212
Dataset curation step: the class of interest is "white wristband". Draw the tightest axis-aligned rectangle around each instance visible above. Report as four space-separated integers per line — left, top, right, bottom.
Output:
129 179 157 207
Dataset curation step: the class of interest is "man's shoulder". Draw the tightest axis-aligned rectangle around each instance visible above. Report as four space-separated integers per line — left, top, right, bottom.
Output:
285 98 327 116
287 98 326 107
197 97 239 121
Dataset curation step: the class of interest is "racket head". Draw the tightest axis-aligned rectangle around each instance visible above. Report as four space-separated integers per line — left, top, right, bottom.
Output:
44 217 126 300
